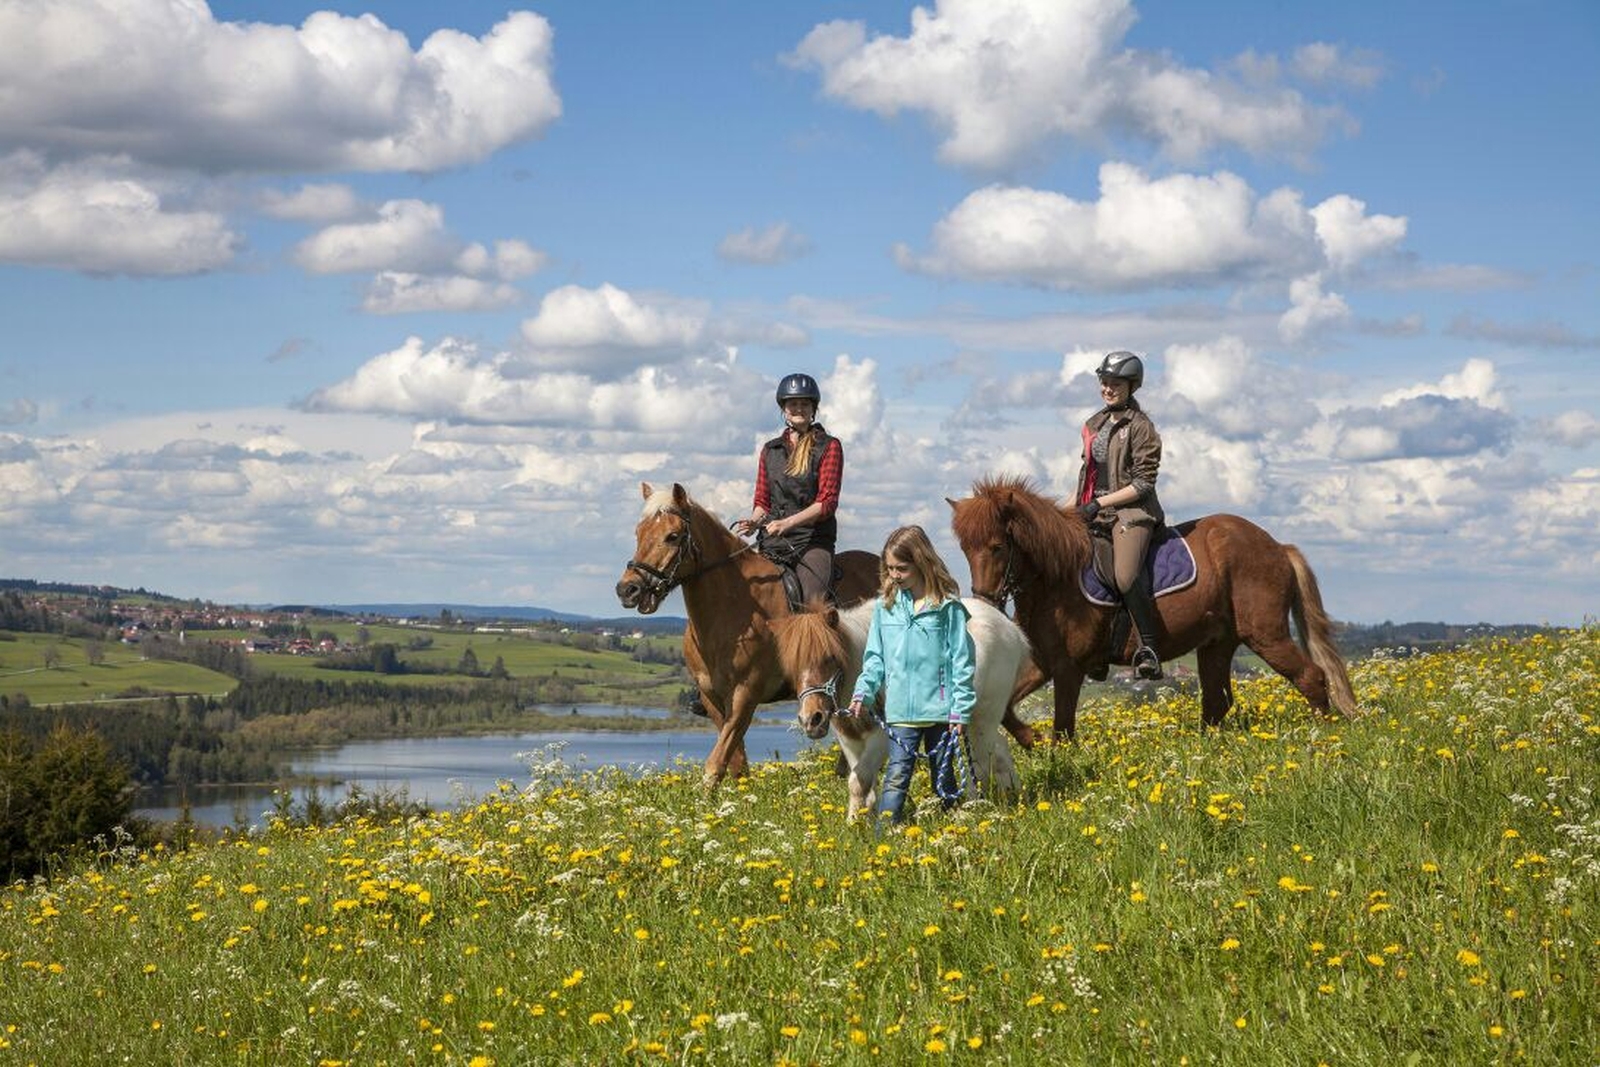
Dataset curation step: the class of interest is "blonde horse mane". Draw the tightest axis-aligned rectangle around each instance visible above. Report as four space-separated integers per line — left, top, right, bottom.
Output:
773 601 847 678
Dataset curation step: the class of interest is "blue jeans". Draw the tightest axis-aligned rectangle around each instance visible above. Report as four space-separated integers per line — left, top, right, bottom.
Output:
878 723 959 824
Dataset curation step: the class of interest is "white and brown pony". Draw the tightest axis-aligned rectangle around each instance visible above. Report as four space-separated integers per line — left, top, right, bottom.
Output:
772 597 1033 819
614 482 881 788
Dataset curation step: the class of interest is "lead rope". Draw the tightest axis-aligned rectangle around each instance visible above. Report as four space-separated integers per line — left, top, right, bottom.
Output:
872 710 980 806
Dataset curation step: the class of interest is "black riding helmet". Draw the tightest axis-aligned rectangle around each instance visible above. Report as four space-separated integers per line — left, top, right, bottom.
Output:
1096 350 1144 392
775 372 821 407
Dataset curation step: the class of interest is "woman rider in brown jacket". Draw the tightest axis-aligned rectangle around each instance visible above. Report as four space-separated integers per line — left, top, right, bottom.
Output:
1074 351 1165 679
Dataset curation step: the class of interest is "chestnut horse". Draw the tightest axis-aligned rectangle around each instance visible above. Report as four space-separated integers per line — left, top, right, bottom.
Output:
948 476 1357 739
614 482 880 788
771 597 1032 818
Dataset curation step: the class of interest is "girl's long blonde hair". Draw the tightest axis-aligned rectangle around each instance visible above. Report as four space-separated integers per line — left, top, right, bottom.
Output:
784 403 820 477
878 525 961 608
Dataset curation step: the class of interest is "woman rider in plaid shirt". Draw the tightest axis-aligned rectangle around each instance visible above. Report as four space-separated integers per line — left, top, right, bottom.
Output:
732 372 844 604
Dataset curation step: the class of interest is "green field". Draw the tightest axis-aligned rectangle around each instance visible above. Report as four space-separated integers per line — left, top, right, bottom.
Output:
0 621 687 707
0 632 235 705
2 629 1593 1063
176 623 684 702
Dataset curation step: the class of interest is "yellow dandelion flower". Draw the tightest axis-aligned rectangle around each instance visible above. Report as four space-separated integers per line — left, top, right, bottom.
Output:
1220 938 1240 951
925 1038 948 1053
588 1012 612 1025
1365 954 1386 967
1502 828 1520 839
1488 1025 1504 1038
1036 801 1051 811
1027 994 1045 1007
1456 949 1481 967
1234 1017 1247 1030
468 1057 493 1067
849 1029 868 1046
477 1021 495 1033
634 928 650 941
923 924 940 937
562 968 585 988
253 899 269 914
967 1037 983 1049
780 1026 799 1038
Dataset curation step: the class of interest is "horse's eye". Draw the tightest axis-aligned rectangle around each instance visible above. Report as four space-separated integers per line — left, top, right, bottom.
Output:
664 532 680 544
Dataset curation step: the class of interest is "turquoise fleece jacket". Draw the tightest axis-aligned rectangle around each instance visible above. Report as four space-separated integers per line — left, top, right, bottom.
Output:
851 591 976 726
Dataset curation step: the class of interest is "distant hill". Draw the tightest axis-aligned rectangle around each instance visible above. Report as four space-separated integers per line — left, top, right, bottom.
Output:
318 602 687 634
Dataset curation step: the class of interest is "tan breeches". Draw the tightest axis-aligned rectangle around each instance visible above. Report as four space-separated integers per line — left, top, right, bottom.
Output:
1111 521 1151 594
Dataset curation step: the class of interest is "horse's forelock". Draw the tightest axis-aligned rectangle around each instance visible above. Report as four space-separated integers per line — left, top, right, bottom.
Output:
953 475 1034 545
640 486 680 519
774 608 846 676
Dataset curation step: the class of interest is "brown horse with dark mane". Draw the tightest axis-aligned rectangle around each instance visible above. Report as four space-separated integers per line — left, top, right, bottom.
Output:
615 482 880 787
948 476 1357 739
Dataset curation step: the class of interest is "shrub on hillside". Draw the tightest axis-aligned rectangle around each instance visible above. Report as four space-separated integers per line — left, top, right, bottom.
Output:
0 725 133 880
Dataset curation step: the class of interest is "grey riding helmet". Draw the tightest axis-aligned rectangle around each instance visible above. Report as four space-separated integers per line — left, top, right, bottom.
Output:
1096 350 1144 392
775 372 821 407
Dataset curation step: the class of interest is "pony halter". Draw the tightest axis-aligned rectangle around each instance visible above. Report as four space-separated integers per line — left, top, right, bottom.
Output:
796 671 841 723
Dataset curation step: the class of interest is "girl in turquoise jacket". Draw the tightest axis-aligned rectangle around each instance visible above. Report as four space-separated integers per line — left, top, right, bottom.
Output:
848 525 976 823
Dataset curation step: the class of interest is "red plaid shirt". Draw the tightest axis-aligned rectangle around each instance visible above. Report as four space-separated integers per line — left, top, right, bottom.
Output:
753 431 843 517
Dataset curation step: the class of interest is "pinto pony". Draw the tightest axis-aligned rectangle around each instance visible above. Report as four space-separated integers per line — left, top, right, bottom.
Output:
772 597 1032 819
614 482 880 788
949 476 1357 739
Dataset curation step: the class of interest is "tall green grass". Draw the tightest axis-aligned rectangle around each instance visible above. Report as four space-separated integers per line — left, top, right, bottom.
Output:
2 630 1594 1064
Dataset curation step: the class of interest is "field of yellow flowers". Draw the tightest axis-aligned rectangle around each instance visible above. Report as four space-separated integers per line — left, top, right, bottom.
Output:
3 629 1595 1064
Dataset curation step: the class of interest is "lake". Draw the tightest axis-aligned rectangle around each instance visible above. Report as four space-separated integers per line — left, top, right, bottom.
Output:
135 706 815 828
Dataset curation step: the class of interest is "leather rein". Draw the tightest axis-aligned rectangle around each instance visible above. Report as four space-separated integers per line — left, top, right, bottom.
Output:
624 506 758 602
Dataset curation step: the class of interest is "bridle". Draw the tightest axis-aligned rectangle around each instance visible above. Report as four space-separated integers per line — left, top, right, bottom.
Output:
624 506 756 602
971 536 1020 613
796 671 841 725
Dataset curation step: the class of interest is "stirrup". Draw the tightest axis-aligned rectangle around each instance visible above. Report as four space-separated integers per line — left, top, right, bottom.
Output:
1132 646 1163 680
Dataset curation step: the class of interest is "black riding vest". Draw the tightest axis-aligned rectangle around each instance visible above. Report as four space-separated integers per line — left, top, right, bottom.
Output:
761 426 838 552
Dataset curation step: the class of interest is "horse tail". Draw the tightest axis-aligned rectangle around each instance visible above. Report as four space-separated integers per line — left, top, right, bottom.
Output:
1284 544 1359 718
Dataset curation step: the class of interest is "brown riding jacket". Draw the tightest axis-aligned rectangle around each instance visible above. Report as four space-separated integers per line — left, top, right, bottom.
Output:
1074 403 1164 530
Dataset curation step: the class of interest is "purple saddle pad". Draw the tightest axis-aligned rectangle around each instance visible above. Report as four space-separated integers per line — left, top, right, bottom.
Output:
1079 525 1197 607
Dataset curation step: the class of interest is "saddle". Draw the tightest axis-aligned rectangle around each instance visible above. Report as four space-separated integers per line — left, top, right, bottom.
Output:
775 560 843 613
1081 524 1197 678
758 532 839 612
1080 524 1197 607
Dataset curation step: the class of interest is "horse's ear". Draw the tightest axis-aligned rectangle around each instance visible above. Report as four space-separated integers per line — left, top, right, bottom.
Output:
640 481 654 500
671 483 689 509
824 606 839 628
945 496 959 511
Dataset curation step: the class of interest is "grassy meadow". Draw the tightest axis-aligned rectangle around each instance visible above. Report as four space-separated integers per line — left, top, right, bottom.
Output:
1 623 685 707
0 631 236 704
2 629 1594 1064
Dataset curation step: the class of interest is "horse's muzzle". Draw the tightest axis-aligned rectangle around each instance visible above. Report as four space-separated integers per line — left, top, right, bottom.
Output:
799 707 831 740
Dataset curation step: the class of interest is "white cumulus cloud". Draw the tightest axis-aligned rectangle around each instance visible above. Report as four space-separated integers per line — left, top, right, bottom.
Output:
900 163 1408 293
788 0 1350 169
0 152 238 274
0 4 561 173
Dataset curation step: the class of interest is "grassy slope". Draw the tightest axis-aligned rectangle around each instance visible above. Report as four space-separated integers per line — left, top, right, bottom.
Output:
1 630 1595 1064
1 624 685 706
0 632 235 704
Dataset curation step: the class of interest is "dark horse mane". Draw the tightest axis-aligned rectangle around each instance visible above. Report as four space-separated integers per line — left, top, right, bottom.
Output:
953 475 1092 588
773 601 847 678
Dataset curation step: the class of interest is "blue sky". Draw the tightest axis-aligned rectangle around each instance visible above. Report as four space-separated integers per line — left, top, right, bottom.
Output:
1 0 1596 624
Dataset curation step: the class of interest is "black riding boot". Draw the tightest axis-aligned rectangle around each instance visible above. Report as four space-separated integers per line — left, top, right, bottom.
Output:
1122 572 1164 680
